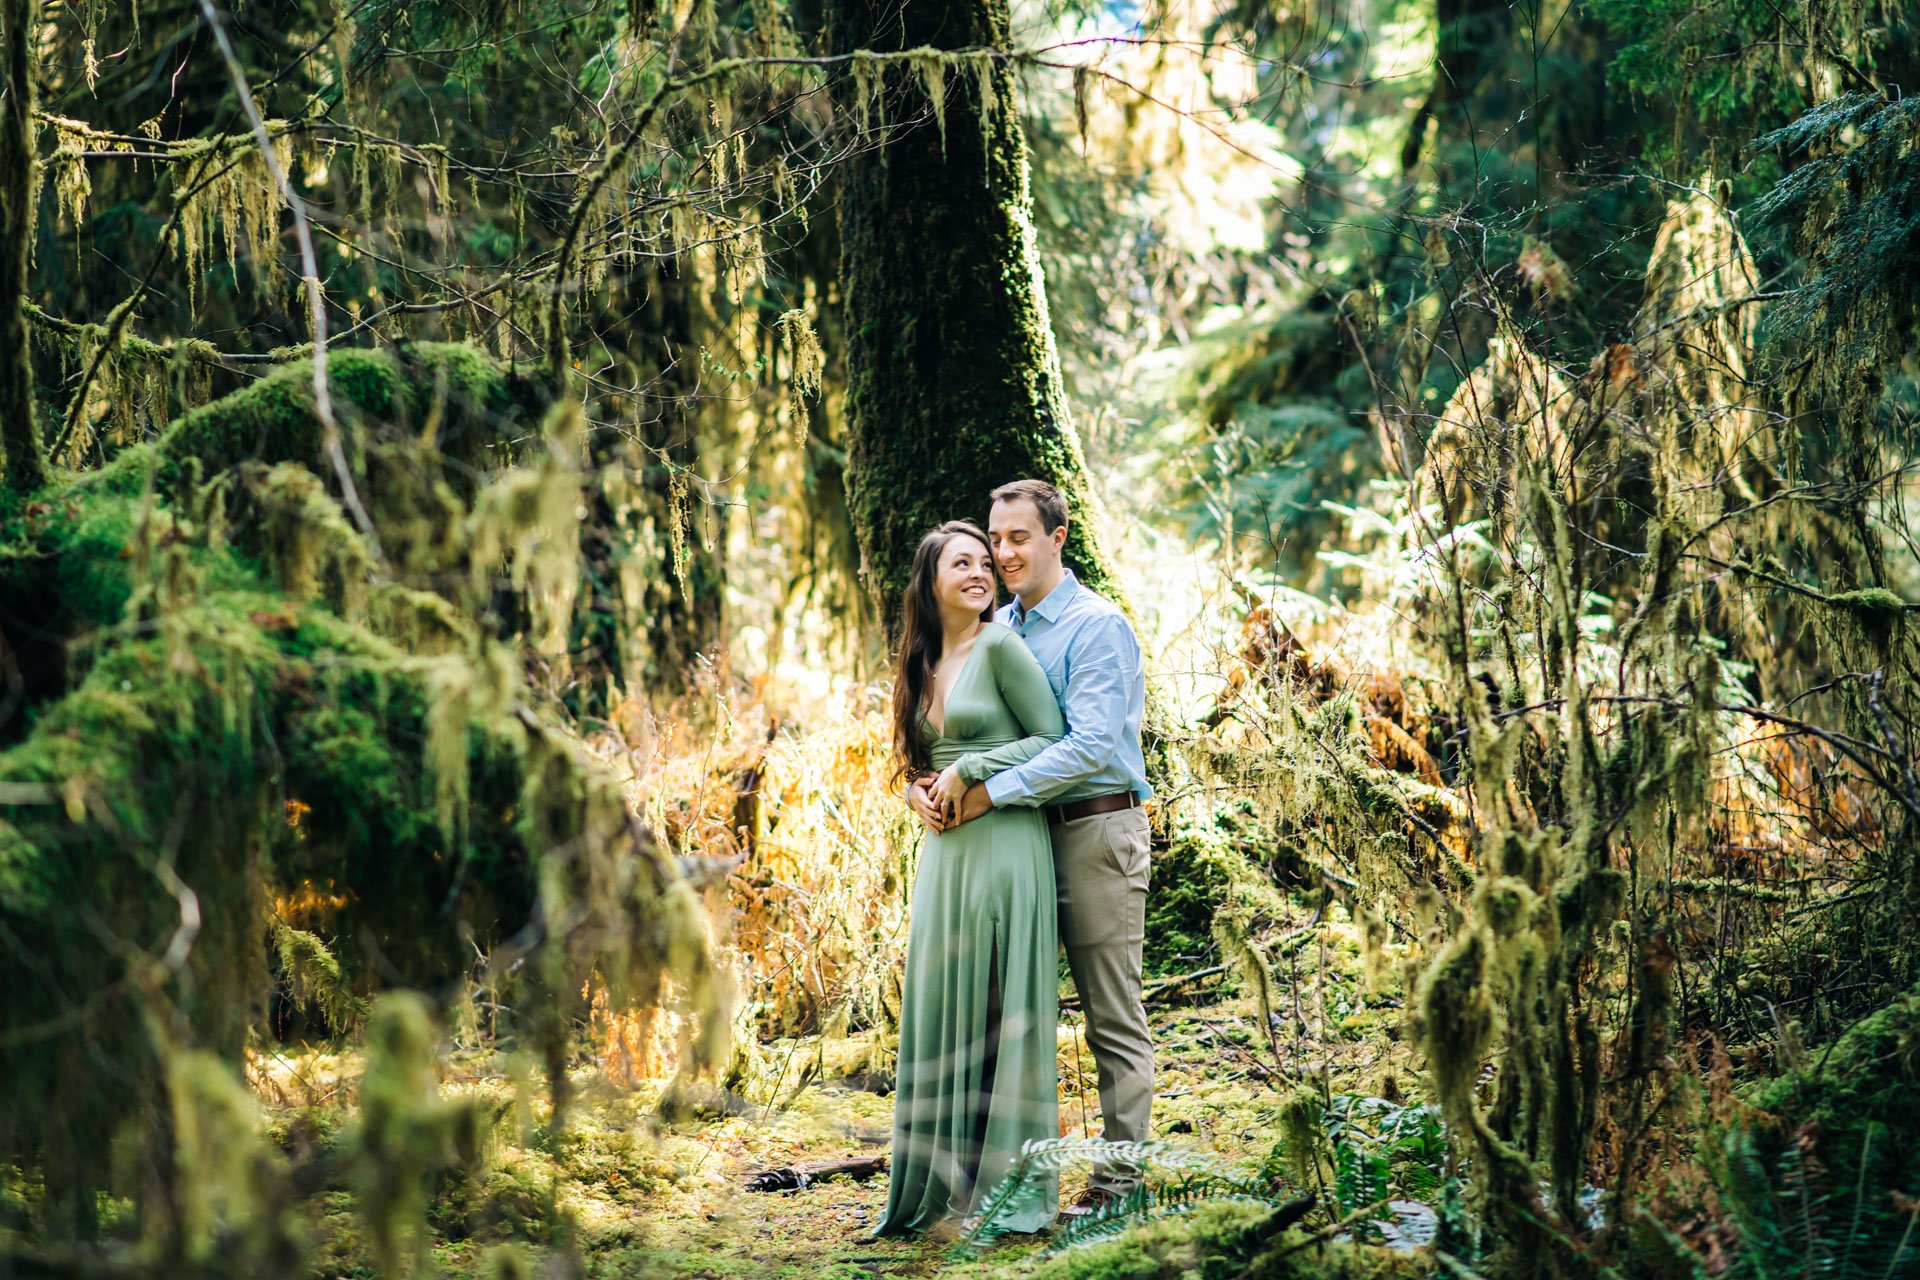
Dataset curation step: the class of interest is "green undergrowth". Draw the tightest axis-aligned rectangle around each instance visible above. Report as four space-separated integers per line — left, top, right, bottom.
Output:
1718 978 1920 1271
1745 977 1920 1160
155 882 1403 1279
13 859 1902 1279
250 1040 929 1279
229 952 1420 1280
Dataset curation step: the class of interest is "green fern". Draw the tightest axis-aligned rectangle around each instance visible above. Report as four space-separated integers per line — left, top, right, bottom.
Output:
1323 1094 1449 1242
1709 1122 1920 1280
954 1137 1281 1256
1049 1187 1279 1253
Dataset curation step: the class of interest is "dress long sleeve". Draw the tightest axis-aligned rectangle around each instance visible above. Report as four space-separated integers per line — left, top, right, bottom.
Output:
953 629 1064 785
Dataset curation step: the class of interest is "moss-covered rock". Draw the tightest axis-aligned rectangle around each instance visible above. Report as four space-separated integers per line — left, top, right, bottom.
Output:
1747 978 1920 1177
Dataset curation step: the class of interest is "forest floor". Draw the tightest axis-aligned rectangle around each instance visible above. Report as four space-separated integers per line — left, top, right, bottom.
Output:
266 908 1412 1279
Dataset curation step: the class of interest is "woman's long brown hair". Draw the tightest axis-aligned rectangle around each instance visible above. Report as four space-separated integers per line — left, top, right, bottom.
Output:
891 521 996 783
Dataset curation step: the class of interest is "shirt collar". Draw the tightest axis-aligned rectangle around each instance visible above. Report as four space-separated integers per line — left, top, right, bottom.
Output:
1014 569 1079 628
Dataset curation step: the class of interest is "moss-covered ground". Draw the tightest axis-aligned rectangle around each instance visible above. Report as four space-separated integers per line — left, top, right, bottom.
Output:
266 902 1413 1279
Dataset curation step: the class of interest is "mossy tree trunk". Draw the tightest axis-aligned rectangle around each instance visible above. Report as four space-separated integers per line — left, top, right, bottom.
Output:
1 0 49 493
1400 0 1513 171
827 0 1116 631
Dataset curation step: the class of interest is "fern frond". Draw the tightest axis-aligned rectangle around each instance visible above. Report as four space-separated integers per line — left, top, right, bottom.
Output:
1051 1193 1276 1252
954 1138 1279 1256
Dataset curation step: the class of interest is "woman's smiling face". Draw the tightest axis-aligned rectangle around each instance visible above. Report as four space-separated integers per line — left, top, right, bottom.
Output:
934 534 995 618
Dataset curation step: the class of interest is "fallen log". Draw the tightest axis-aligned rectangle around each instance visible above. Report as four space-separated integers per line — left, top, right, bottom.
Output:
744 1155 889 1192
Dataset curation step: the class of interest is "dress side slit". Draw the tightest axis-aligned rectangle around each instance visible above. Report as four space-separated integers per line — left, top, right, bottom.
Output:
968 928 1004 1194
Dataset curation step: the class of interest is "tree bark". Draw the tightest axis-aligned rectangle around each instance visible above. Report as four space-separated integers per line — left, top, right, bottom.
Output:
828 0 1116 632
1 0 50 493
1399 0 1513 172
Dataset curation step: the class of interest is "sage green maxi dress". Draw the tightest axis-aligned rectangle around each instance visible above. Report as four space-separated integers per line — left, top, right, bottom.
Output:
875 622 1066 1237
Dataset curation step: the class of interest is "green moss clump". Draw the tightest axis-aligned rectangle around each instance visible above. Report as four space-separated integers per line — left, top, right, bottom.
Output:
1825 587 1906 619
1146 818 1242 976
1146 807 1297 978
1747 978 1920 1180
964 1199 1428 1280
0 344 716 1260
112 342 549 493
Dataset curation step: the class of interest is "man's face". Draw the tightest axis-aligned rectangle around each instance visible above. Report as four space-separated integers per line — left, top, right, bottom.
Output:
989 498 1065 597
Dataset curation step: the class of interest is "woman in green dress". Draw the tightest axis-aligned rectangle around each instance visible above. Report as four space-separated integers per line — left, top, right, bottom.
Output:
873 521 1067 1238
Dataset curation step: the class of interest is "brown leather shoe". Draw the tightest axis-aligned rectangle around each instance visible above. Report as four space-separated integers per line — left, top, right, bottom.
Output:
1059 1186 1125 1220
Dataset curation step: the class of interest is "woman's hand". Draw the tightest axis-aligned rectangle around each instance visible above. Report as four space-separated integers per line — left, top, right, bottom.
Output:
907 771 947 833
930 765 967 825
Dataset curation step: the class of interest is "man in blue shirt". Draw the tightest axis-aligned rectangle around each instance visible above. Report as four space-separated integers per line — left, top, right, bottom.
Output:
908 479 1154 1216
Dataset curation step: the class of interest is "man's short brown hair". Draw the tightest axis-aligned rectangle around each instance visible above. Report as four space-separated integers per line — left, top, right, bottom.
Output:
989 479 1068 535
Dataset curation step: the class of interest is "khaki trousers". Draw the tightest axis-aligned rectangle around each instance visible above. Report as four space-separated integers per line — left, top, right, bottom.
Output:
1051 806 1153 1191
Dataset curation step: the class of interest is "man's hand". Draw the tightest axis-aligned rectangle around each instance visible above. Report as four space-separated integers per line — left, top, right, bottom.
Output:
949 781 992 827
906 774 947 834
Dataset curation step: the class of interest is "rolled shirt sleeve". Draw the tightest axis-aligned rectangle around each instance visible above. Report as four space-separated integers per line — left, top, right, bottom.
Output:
983 613 1139 808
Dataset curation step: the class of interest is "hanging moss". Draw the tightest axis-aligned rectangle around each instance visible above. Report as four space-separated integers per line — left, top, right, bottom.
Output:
158 1045 304 1274
351 993 487 1277
1824 586 1910 658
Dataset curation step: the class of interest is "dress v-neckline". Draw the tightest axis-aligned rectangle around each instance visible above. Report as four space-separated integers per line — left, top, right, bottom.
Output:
924 628 987 740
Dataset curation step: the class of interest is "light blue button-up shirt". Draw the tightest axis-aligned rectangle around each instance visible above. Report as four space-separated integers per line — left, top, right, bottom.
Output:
982 570 1152 809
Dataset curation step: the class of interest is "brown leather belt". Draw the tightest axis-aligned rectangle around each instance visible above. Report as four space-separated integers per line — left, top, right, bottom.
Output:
1046 791 1139 824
